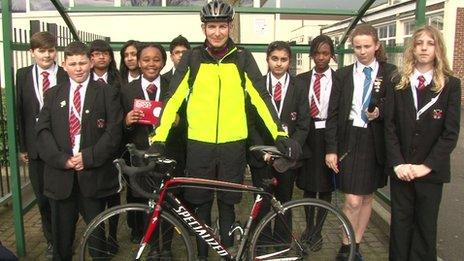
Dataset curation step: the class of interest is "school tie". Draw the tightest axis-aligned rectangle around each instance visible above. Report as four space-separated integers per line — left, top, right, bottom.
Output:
274 81 282 109
42 71 50 93
416 75 427 108
69 84 82 148
310 73 323 118
361 66 373 124
146 83 157 99
97 78 106 84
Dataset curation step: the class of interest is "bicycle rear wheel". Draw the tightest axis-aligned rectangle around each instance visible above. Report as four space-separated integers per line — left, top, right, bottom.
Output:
249 198 355 261
79 203 194 260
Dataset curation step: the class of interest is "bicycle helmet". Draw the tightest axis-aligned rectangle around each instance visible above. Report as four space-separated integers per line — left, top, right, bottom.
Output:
200 0 235 22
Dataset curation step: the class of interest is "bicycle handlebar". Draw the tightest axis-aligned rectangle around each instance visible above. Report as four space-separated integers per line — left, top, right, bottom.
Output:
249 145 285 158
113 143 176 199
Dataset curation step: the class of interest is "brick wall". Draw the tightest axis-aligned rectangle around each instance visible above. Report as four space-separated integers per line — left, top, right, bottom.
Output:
453 8 464 102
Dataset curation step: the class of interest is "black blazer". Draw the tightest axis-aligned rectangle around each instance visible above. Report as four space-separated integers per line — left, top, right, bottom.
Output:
385 75 461 183
16 65 68 159
296 69 337 159
120 76 170 150
325 62 396 164
247 74 310 168
162 68 174 84
36 80 123 200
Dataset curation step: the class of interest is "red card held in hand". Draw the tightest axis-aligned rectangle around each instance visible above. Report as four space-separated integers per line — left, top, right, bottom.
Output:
133 99 163 125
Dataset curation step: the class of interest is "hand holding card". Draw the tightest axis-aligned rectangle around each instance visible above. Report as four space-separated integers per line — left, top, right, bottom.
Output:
132 99 163 125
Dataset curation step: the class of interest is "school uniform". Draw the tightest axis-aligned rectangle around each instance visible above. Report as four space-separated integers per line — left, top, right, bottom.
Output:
120 75 171 240
296 68 336 193
385 71 461 261
247 72 310 243
326 60 396 195
16 63 68 245
36 76 123 260
162 68 175 84
91 71 122 89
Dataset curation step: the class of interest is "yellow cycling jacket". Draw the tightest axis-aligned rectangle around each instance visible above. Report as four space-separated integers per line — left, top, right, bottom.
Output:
150 39 286 144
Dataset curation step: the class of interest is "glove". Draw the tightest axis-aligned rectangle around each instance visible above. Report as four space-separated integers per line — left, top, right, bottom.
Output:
275 136 301 161
145 142 165 157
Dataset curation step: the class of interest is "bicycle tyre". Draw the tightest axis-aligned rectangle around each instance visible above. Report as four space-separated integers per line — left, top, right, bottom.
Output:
249 198 356 261
78 203 194 260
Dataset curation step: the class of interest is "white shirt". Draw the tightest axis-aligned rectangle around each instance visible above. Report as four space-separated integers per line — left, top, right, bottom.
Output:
350 60 379 128
268 72 289 117
410 69 433 89
35 64 58 109
308 68 332 119
141 75 161 101
128 73 140 83
93 72 108 83
69 76 90 155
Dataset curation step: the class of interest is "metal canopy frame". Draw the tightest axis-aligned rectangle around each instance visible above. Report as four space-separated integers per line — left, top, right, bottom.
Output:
1 0 427 257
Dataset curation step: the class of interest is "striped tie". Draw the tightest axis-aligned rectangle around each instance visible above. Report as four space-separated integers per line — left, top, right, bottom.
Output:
97 78 106 84
310 73 323 117
274 81 282 109
417 75 426 90
361 67 373 124
146 83 157 99
42 71 50 93
69 84 82 148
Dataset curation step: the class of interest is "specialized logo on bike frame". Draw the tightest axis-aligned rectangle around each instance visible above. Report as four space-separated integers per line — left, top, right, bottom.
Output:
174 205 228 256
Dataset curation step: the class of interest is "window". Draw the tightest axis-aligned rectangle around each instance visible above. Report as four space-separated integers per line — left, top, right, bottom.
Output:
377 23 396 47
297 53 303 67
428 13 444 30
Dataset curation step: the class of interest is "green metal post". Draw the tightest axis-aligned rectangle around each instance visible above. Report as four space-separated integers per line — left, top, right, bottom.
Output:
415 0 427 27
337 47 345 69
1 0 26 256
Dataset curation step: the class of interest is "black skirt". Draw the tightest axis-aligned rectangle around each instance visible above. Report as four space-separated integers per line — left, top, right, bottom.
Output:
337 125 384 195
296 125 334 193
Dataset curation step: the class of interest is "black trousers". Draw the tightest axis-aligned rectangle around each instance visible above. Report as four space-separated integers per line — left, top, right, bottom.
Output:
389 177 443 261
28 158 52 243
50 177 106 261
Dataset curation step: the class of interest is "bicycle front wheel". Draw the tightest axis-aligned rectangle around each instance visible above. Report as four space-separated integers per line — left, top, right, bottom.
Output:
79 203 194 260
249 198 356 261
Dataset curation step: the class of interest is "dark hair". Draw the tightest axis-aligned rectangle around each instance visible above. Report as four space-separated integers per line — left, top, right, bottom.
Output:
119 40 141 82
350 23 387 63
310 34 335 56
169 35 191 53
266 41 292 58
30 31 57 50
137 42 167 66
89 39 121 83
64 41 90 59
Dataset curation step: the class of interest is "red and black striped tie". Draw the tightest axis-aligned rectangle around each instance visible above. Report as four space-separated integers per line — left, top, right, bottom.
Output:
42 71 50 93
310 73 323 117
69 84 82 148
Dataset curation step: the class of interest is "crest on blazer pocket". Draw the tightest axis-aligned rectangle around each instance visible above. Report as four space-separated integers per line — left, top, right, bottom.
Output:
97 119 106 128
290 112 298 121
432 109 443 119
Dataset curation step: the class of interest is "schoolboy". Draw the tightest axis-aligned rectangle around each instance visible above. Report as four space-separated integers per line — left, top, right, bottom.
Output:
36 41 122 260
16 31 68 257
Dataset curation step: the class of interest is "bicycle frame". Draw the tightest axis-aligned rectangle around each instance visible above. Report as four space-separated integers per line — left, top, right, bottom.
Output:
136 176 276 260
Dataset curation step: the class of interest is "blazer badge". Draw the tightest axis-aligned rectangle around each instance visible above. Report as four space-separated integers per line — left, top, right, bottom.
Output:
97 119 106 128
373 77 383 93
432 109 443 119
290 112 298 121
60 100 66 108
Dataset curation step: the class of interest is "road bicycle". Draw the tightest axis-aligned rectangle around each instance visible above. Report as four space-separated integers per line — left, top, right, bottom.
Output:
79 144 355 260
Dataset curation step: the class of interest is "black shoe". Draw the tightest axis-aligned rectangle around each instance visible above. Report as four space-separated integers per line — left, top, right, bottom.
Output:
160 250 172 260
45 242 53 259
335 244 350 261
355 249 364 261
107 237 119 255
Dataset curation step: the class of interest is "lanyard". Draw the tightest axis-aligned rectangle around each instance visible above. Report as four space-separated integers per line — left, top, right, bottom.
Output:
411 85 441 120
267 73 288 117
32 64 58 109
309 73 329 118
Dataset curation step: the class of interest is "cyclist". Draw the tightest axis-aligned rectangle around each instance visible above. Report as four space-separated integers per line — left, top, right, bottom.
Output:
147 1 300 259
